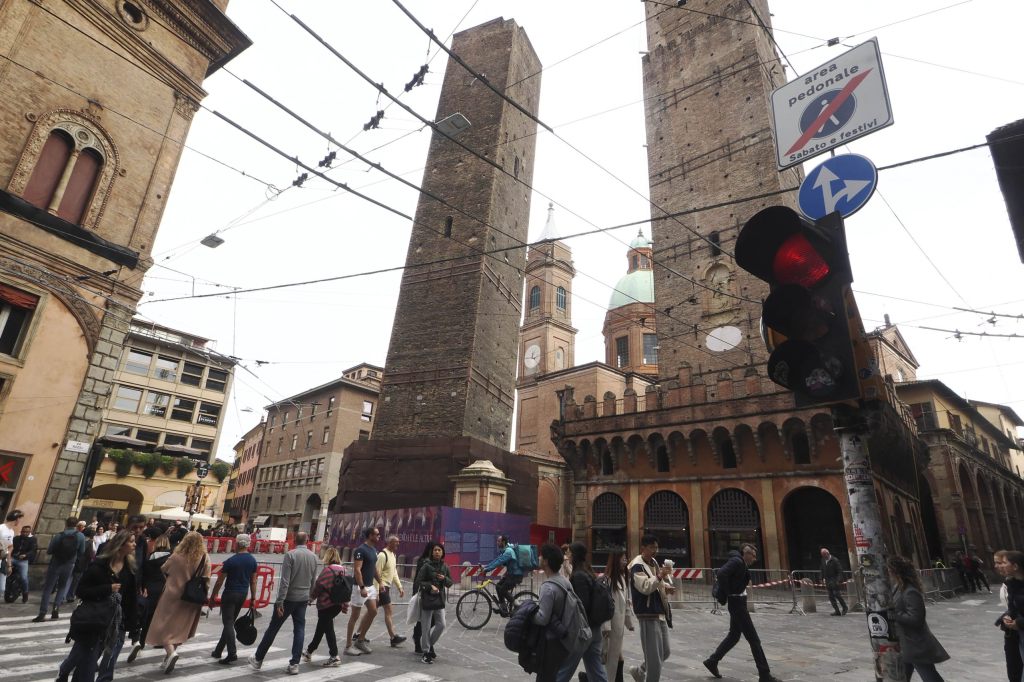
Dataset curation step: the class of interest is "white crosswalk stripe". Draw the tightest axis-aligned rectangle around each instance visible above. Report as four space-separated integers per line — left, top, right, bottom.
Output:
375 674 443 682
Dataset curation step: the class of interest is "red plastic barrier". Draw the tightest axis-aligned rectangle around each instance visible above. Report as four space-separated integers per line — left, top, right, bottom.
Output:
254 539 269 553
205 537 216 552
272 541 286 554
208 563 275 609
217 537 233 553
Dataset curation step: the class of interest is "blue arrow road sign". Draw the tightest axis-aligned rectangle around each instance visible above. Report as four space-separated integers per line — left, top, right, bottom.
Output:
797 153 878 220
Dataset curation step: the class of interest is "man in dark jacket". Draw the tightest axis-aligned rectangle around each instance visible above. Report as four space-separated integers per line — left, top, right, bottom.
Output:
11 525 37 602
820 548 848 616
703 545 782 682
33 516 85 622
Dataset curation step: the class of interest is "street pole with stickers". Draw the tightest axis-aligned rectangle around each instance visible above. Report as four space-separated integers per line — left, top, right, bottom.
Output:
186 462 210 530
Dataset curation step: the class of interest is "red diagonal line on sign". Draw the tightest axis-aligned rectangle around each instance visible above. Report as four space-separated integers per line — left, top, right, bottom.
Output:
0 461 13 484
785 68 873 156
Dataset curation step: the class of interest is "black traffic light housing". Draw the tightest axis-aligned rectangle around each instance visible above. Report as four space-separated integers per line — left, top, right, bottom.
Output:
735 206 860 406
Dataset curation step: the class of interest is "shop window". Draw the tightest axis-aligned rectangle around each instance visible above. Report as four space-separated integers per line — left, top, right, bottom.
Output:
124 349 152 376
0 284 39 357
205 368 227 392
112 385 142 412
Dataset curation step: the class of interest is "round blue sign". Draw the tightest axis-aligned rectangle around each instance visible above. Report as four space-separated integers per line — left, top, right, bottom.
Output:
797 153 878 220
799 90 857 139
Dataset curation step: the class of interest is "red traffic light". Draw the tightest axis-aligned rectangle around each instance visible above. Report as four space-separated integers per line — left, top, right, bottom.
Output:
773 233 830 287
735 206 847 288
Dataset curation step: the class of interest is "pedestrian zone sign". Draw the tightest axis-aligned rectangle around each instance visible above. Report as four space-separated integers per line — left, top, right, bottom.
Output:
771 38 893 170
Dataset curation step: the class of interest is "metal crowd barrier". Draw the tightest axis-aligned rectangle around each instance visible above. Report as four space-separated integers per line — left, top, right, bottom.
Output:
790 570 862 614
919 568 960 602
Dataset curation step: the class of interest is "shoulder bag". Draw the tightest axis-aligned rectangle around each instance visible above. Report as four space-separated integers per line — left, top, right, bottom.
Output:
181 557 209 605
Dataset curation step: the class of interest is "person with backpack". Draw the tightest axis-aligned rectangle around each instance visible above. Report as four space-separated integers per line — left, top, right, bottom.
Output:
482 534 525 616
33 516 85 622
412 541 442 654
415 541 453 664
66 527 96 605
557 542 610 682
206 533 257 665
703 544 782 682
531 543 591 682
627 534 674 682
602 550 634 682
303 546 351 667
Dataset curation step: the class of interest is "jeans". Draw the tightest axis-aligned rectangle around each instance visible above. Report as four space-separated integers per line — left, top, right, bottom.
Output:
904 662 945 682
58 639 100 682
39 559 76 615
1008 631 1024 682
96 630 126 682
11 558 29 596
308 605 343 657
418 608 446 654
556 629 609 682
709 596 771 679
214 591 247 657
255 600 307 665
637 618 670 682
67 570 85 603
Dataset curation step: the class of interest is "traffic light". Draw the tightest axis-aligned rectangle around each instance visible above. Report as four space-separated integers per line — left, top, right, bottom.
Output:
734 206 860 406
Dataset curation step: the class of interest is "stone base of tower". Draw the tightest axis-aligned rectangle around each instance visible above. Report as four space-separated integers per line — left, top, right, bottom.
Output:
335 436 538 519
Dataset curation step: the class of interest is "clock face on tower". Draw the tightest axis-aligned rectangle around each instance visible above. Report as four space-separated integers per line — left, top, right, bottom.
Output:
524 343 541 374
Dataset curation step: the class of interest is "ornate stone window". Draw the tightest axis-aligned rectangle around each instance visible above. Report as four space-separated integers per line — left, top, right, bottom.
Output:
529 285 541 310
10 110 119 229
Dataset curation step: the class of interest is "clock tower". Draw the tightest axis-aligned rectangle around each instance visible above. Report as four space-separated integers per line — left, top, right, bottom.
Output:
519 204 576 383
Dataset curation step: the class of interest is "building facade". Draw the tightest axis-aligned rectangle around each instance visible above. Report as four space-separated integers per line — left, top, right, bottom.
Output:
249 364 381 537
602 230 658 377
0 0 248 533
228 419 265 525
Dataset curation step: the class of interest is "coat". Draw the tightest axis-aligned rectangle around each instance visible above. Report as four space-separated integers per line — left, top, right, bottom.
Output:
891 585 949 665
72 557 138 645
601 576 633 667
145 553 209 647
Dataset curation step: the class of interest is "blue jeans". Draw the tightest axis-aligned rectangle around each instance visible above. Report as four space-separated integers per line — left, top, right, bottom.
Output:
39 559 75 615
556 629 609 682
11 558 29 595
96 630 126 682
58 639 99 682
255 600 306 665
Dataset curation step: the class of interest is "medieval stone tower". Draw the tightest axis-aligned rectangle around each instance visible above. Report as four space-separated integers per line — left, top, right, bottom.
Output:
642 0 802 384
337 18 543 515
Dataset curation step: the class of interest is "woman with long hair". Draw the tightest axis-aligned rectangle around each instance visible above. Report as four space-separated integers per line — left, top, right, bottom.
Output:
412 541 441 654
303 546 350 666
602 550 634 682
415 542 452 665
995 549 1024 682
127 533 173 662
558 542 608 682
887 555 949 681
57 530 139 682
146 531 210 673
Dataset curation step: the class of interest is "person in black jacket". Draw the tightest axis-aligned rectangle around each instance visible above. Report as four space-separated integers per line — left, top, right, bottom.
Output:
126 531 172 662
557 542 608 682
995 549 1024 682
703 545 782 682
820 548 848 616
57 530 139 682
10 525 37 603
412 541 442 654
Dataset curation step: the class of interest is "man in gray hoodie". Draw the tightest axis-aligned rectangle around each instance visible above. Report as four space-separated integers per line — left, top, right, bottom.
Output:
249 532 319 674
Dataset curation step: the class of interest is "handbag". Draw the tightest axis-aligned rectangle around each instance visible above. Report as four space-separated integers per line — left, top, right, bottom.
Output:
421 588 445 611
234 606 257 645
180 558 209 605
70 595 116 631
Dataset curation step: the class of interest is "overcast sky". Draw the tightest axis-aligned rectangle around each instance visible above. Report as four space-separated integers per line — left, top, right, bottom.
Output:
136 0 1024 462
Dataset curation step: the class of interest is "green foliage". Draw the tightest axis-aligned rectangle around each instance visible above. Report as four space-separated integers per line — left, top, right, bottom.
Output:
105 448 135 478
135 451 162 478
210 460 230 483
159 456 176 475
175 457 195 479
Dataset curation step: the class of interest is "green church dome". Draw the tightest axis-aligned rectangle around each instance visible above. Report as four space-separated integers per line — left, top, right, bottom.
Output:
608 269 654 310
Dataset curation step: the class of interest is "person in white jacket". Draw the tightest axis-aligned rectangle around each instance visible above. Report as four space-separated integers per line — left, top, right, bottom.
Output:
602 550 634 682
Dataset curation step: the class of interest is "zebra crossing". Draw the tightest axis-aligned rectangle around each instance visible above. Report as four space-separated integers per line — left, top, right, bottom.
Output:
0 614 442 682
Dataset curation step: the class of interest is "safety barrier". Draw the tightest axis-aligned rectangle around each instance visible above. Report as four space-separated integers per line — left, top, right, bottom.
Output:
208 562 275 609
791 570 862 614
746 569 801 614
920 568 960 602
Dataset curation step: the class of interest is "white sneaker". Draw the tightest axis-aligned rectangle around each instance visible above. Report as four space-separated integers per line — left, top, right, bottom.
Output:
322 657 342 667
355 639 372 654
248 655 262 670
301 650 312 662
629 665 644 682
286 663 299 675
344 645 362 656
162 653 178 674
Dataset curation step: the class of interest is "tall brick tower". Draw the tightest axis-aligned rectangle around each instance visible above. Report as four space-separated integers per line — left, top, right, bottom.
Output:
337 18 543 515
642 0 802 383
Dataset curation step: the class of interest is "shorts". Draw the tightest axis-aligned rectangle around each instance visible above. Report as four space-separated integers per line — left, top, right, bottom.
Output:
351 584 378 608
378 586 392 606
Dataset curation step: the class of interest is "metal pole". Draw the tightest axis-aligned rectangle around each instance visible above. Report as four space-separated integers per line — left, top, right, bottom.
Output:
834 415 904 682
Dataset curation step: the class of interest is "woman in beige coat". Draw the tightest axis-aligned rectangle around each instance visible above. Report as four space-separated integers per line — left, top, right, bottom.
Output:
601 550 634 682
146 531 210 673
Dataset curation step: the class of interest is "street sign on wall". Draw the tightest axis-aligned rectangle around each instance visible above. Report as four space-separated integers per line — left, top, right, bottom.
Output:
798 154 878 219
771 38 893 170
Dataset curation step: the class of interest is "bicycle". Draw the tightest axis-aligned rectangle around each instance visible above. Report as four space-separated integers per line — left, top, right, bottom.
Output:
455 577 538 630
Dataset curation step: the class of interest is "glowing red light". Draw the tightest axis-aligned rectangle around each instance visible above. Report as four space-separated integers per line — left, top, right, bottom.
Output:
772 233 829 287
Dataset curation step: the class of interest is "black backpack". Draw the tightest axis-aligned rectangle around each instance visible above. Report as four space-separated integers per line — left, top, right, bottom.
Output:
53 533 78 563
504 599 539 653
328 569 352 605
588 574 615 627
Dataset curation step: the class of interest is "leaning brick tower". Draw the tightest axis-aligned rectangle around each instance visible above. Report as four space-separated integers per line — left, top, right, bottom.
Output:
642 0 802 384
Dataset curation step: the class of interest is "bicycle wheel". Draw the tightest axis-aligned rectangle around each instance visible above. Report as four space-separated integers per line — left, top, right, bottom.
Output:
456 589 493 629
511 590 539 609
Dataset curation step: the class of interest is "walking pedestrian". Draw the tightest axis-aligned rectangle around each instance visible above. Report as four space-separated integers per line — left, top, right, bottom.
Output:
207 533 257 665
995 549 1024 682
628 534 674 682
34 516 85 622
482 534 524 615
146 531 210 673
57 530 139 682
558 542 608 682
344 527 381 657
820 548 848 616
126 533 172 662
887 555 949 682
602 550 634 682
412 541 441 654
376 534 408 646
532 543 575 682
249 531 318 674
0 509 22 597
415 541 452 664
66 527 96 604
92 526 108 554
304 546 350 666
10 524 37 603
703 544 782 682
969 552 992 593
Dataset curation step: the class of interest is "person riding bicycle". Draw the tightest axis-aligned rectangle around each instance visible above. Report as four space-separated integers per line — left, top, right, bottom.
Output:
482 535 523 616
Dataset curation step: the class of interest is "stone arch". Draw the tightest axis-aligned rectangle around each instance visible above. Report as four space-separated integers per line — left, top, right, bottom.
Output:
643 490 691 566
782 417 811 464
712 426 736 468
592 492 627 567
595 437 613 476
976 475 998 551
537 477 559 527
958 462 983 549
648 432 669 472
81 483 144 524
708 488 763 568
781 486 849 571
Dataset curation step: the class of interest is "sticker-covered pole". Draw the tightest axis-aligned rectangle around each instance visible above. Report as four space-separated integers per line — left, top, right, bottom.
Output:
834 411 904 682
